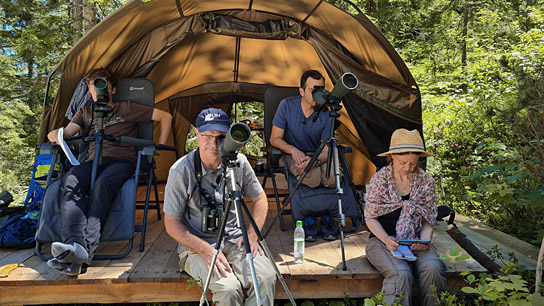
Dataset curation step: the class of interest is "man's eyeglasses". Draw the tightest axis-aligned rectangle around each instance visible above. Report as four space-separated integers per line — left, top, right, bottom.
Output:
199 134 226 142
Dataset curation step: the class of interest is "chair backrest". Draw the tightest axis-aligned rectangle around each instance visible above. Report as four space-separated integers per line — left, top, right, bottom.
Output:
263 86 300 147
112 78 155 142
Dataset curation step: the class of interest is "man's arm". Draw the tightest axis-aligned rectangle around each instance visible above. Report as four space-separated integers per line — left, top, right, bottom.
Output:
47 123 82 145
164 214 232 278
270 125 306 163
151 108 172 145
237 190 268 257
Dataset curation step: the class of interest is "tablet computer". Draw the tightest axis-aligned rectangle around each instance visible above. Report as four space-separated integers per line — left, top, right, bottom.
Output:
397 240 431 245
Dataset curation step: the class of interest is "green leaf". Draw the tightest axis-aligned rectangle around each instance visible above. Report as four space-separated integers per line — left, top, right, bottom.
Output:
467 274 476 283
527 293 544 305
450 246 461 257
483 166 502 173
456 254 472 261
363 299 376 306
462 287 478 294
506 172 528 183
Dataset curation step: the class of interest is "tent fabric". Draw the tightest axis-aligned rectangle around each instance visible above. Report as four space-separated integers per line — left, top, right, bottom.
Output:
39 0 424 185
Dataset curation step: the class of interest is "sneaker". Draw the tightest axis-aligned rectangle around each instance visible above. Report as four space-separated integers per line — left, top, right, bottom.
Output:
47 258 82 276
323 233 337 241
51 242 88 264
305 235 316 242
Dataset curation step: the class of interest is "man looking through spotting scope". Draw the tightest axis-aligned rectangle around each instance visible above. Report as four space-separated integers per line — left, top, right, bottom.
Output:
270 70 339 242
163 108 276 306
46 68 172 276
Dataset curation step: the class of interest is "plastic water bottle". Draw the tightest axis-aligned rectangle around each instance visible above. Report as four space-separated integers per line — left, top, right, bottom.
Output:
294 220 305 264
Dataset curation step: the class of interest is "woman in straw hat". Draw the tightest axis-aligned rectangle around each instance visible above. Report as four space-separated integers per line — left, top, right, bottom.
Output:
364 129 446 306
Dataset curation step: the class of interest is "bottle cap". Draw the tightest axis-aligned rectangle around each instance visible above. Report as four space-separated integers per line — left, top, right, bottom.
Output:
296 220 303 227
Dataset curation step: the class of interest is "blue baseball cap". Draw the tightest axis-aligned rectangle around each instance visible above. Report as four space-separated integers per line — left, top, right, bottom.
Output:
196 108 230 133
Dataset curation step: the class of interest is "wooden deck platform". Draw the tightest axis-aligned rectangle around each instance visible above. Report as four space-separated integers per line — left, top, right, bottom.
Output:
0 184 539 305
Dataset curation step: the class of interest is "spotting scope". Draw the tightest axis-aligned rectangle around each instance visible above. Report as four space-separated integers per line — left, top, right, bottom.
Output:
312 72 359 105
219 122 251 158
93 77 109 103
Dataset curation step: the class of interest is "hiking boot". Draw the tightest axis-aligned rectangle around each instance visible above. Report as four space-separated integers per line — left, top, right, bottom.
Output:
51 242 88 264
47 258 82 276
320 214 337 241
303 215 317 242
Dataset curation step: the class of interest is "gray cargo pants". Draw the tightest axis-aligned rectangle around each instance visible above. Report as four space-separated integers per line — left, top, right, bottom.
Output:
366 237 446 306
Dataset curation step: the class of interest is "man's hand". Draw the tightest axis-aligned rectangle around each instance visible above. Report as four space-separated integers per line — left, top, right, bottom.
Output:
47 129 60 145
295 156 311 173
237 233 263 258
199 244 232 279
291 148 307 165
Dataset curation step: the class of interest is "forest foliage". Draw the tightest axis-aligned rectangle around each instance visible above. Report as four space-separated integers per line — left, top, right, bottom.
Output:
0 0 543 245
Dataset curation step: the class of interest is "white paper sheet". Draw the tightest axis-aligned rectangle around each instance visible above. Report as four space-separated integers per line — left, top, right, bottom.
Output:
57 127 80 166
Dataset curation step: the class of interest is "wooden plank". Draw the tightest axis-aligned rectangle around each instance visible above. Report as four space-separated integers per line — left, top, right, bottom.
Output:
0 252 49 285
128 227 177 282
0 248 34 268
454 215 539 259
82 216 167 282
0 180 539 306
158 246 187 281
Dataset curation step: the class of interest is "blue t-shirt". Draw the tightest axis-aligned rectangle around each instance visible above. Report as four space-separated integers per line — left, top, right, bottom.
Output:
272 96 332 153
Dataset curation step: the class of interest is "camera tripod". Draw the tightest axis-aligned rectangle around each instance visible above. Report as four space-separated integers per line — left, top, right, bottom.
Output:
200 152 296 306
263 98 361 271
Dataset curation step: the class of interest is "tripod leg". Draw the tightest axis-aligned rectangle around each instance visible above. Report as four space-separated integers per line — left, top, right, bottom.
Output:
199 199 233 306
332 141 347 271
338 147 364 217
233 193 263 305
239 198 297 306
264 140 326 239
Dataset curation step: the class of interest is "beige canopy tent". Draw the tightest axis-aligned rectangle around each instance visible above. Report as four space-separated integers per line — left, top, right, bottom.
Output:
39 0 423 185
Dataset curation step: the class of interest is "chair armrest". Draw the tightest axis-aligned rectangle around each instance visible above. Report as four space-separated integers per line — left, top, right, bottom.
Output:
260 146 283 156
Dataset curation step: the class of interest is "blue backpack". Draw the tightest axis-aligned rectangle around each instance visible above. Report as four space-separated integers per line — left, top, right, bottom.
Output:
0 150 60 248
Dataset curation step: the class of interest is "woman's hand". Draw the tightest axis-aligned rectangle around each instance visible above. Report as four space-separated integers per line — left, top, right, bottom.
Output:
411 241 431 251
384 236 400 252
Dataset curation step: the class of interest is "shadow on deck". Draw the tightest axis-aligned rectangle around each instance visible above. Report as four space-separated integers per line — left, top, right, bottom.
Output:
0 184 539 305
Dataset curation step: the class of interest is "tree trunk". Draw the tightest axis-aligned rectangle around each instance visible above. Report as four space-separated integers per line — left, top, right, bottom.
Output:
461 6 468 70
446 224 501 274
82 0 96 33
72 0 83 41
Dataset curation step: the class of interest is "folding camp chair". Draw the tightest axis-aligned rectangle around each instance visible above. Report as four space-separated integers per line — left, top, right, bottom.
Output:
35 78 164 260
261 86 300 231
262 86 361 233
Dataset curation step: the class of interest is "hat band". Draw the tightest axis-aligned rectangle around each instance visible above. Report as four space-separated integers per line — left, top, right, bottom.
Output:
389 144 425 151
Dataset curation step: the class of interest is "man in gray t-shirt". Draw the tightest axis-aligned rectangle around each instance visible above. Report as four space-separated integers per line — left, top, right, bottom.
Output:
163 108 276 306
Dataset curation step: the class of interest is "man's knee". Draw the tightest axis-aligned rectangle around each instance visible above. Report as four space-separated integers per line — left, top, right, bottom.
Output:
301 168 321 188
212 278 243 305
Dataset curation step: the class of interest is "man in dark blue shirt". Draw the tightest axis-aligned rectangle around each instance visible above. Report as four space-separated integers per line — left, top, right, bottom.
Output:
270 70 337 241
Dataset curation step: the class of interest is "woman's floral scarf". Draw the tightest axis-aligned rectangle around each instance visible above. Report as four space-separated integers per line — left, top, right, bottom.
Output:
364 164 437 240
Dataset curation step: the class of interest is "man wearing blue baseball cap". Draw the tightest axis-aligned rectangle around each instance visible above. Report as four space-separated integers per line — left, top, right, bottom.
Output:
163 108 276 305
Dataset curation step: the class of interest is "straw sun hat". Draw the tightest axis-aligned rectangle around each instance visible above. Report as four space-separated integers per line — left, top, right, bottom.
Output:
377 128 436 157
